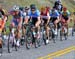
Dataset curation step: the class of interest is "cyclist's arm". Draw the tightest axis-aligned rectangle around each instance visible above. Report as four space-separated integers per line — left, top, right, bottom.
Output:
19 11 23 25
56 10 60 21
57 16 60 21
3 16 8 23
47 12 50 24
35 16 41 27
19 17 23 25
35 10 41 27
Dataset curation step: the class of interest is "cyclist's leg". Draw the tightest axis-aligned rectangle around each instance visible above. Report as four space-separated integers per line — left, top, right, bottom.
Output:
52 17 58 35
10 19 17 28
65 17 69 35
61 17 68 39
31 18 37 45
54 17 59 35
43 19 50 40
35 17 41 32
23 17 30 36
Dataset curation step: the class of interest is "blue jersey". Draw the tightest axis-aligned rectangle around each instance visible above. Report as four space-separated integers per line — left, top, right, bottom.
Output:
28 10 40 18
50 10 60 18
12 11 23 20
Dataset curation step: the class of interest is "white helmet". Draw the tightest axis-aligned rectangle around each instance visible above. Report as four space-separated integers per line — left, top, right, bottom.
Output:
12 5 19 11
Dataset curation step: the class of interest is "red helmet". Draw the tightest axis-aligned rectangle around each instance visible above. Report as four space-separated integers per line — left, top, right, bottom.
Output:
63 7 67 11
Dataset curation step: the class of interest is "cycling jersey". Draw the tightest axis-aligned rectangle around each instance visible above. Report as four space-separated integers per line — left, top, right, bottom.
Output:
50 10 60 18
41 10 49 24
0 9 7 33
22 10 30 19
22 12 26 18
28 9 40 26
28 10 40 18
61 10 70 21
41 10 48 16
12 11 22 19
62 10 70 17
11 11 23 26
0 20 5 32
41 10 48 19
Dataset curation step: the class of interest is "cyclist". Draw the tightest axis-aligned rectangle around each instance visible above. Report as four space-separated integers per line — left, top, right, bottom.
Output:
40 6 50 43
61 7 70 33
22 6 30 24
10 5 23 29
61 7 70 24
50 7 60 35
26 4 41 47
21 6 30 39
28 4 41 32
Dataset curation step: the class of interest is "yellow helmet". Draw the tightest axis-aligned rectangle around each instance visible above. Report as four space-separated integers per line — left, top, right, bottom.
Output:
41 6 46 11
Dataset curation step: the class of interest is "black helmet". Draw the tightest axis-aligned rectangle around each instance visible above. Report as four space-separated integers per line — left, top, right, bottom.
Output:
55 1 60 6
30 4 36 10
25 6 30 10
19 7 24 11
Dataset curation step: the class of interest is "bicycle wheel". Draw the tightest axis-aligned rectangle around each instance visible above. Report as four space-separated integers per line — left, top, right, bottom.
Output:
72 28 74 36
60 30 63 41
50 29 56 43
8 34 11 53
25 31 33 49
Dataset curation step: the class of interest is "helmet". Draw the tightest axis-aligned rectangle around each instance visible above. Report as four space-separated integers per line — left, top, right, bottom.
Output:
55 1 60 6
63 7 67 11
41 6 46 11
19 7 24 11
30 4 36 10
12 5 19 11
25 6 30 10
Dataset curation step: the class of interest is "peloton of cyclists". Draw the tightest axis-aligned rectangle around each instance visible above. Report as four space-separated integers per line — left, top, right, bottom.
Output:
0 0 71 51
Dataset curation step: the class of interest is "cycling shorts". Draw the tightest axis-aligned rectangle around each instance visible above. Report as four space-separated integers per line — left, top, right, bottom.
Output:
12 19 19 26
31 17 38 26
42 18 47 25
50 17 57 23
62 15 69 21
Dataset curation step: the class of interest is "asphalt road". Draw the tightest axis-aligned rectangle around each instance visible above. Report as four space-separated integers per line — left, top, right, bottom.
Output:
0 28 75 59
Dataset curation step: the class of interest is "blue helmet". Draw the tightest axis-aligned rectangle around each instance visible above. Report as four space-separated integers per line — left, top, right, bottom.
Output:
30 4 36 10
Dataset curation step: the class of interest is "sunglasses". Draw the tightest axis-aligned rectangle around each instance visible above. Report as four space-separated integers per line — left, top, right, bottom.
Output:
25 8 29 10
31 9 35 11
